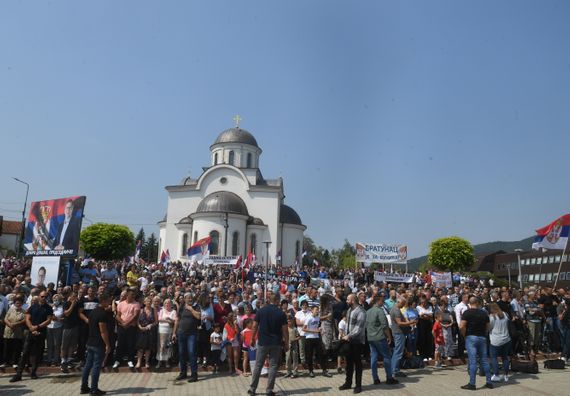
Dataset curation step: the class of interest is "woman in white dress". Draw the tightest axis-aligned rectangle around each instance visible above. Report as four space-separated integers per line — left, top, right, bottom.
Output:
156 299 177 368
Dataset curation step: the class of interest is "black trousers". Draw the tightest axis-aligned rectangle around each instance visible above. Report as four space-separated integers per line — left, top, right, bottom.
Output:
305 337 327 372
115 326 137 363
16 331 46 375
3 338 24 366
76 322 89 362
344 343 364 388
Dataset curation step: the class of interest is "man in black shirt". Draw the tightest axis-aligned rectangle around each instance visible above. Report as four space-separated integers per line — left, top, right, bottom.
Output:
460 297 492 390
81 293 112 395
78 286 99 366
10 291 53 382
61 292 81 372
248 293 288 396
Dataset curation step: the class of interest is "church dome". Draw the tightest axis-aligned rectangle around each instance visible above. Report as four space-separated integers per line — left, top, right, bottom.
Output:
280 204 303 225
213 128 259 148
196 191 249 216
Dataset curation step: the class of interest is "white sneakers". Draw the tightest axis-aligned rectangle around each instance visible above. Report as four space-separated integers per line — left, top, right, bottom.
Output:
127 361 134 368
491 375 502 382
504 375 509 382
113 361 120 369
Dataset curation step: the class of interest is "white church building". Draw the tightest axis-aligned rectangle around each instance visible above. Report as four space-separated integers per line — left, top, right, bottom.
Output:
158 125 306 266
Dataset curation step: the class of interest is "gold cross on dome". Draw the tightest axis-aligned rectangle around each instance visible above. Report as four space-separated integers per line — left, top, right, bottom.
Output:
233 115 242 128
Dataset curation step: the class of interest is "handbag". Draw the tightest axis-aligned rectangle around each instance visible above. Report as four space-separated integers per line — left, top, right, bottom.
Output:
543 359 565 369
511 359 539 374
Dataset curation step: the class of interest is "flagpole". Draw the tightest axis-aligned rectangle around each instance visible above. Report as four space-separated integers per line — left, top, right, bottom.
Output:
554 238 568 290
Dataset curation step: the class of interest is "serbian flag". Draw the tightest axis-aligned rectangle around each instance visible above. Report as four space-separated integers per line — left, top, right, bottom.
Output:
233 255 243 269
134 240 142 262
160 250 166 263
244 251 254 269
533 214 570 250
187 236 212 262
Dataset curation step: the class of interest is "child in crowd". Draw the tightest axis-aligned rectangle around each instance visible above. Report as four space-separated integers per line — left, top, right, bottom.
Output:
241 318 254 377
285 315 300 378
210 323 223 374
432 312 445 368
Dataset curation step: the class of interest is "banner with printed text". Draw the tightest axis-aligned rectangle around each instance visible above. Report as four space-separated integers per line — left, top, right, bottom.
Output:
374 271 415 283
356 242 407 265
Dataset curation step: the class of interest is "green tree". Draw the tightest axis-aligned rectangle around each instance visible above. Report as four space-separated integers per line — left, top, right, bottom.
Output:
427 236 475 273
80 223 135 260
333 239 357 269
145 233 159 262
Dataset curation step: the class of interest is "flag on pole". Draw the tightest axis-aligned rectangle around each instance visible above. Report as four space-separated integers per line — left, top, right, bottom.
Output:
313 258 319 267
134 240 142 263
244 250 254 269
532 214 570 250
233 255 243 270
166 249 170 263
187 236 212 262
160 250 166 263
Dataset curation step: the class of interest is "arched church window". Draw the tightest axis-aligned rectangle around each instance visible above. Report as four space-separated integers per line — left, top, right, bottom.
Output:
295 240 300 262
210 230 219 255
193 231 198 244
232 231 239 256
214 152 218 165
228 151 235 166
250 233 257 254
246 152 252 168
182 233 188 256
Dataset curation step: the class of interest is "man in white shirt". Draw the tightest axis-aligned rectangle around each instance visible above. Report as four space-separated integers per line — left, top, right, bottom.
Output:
295 300 311 365
454 293 470 359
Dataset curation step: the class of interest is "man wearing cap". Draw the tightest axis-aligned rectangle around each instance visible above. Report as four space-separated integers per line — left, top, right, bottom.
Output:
366 293 398 386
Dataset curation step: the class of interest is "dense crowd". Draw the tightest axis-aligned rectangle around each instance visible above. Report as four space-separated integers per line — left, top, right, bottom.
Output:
0 256 569 395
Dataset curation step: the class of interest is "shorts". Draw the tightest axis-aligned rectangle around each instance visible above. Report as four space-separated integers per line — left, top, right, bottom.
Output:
434 344 445 355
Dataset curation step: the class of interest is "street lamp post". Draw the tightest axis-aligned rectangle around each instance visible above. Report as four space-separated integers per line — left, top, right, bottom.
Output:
12 177 30 259
222 212 229 256
515 249 523 289
263 240 271 301
507 261 511 287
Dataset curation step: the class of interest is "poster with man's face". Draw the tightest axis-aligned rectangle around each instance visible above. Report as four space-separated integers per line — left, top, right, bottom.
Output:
31 256 61 288
24 196 86 257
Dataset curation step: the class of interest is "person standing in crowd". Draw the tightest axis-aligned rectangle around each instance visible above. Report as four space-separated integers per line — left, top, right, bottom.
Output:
460 297 492 390
295 300 311 366
488 302 511 382
80 293 112 395
432 312 445 368
46 293 64 366
173 292 201 382
223 312 241 375
247 294 288 396
197 293 214 369
454 293 469 359
156 298 177 369
438 299 454 360
113 289 140 369
135 296 157 369
10 290 53 382
2 295 26 369
366 293 398 385
61 291 81 372
209 322 223 374
339 293 366 394
78 286 99 367
416 297 434 362
319 293 335 372
557 289 570 362
391 297 416 378
303 305 332 378
285 315 300 378
524 291 543 355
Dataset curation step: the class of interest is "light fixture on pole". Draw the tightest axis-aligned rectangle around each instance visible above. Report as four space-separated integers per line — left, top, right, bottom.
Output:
222 212 229 256
515 249 523 289
262 240 272 301
12 177 29 259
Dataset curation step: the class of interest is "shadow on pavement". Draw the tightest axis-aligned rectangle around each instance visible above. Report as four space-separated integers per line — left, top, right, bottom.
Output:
107 387 168 394
283 386 332 395
0 384 34 395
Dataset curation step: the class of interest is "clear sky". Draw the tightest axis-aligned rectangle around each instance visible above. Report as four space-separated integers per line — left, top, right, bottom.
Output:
1 1 569 258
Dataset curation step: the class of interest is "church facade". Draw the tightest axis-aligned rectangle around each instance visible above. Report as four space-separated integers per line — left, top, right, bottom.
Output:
158 125 306 267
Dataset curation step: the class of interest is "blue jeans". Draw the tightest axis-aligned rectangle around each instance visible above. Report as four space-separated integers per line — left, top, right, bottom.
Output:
81 345 104 390
406 328 418 356
562 325 570 359
177 332 198 376
466 336 491 385
391 332 406 374
369 339 392 381
489 341 511 376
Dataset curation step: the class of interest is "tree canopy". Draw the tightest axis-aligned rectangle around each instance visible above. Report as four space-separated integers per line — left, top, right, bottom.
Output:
427 236 475 273
80 223 135 260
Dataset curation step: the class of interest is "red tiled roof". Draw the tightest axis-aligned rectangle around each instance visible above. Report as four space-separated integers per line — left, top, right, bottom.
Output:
1 220 23 235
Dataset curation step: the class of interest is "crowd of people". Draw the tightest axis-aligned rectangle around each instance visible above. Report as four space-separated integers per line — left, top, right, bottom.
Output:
0 256 569 395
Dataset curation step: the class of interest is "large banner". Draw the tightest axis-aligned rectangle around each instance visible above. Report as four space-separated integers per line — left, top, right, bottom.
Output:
356 242 407 264
24 196 86 257
204 256 240 266
374 271 415 283
252 272 304 283
31 256 61 287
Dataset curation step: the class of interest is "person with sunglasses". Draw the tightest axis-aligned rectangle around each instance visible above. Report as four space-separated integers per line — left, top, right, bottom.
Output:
10 291 53 382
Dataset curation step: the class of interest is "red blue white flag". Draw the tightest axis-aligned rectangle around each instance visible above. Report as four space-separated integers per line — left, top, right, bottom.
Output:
187 236 212 262
533 214 570 250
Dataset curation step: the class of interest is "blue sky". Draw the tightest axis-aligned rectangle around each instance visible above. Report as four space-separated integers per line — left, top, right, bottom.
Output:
1 1 569 258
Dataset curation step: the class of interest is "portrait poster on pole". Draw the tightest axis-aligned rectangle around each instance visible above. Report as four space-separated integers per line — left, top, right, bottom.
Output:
24 196 86 257
31 256 61 288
